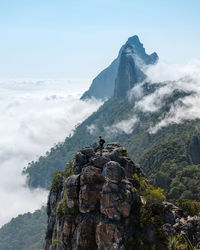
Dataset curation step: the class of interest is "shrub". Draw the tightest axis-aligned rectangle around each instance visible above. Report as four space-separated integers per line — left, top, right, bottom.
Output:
64 161 74 179
132 173 147 191
50 171 63 192
56 197 67 219
178 199 200 216
119 150 128 157
56 196 79 219
144 186 166 206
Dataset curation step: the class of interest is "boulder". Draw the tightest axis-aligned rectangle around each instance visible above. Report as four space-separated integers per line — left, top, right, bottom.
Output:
96 221 123 250
80 166 104 185
100 181 133 220
119 157 137 178
71 214 98 250
103 161 125 183
74 152 87 167
79 184 102 213
80 147 95 158
91 155 110 169
65 175 80 208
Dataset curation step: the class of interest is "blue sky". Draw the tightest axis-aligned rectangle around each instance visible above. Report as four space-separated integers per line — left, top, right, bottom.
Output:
0 0 200 79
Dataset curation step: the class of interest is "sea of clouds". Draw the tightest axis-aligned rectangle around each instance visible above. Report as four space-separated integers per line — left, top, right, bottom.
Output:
0 79 102 227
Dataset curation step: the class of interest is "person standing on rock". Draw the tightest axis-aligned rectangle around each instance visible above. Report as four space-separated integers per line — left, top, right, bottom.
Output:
99 136 105 156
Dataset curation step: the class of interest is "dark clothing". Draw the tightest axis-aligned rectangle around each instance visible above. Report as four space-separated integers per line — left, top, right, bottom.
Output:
99 138 105 147
99 138 105 156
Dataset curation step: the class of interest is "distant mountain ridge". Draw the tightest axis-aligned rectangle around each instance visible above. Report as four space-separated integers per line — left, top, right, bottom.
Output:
81 35 158 100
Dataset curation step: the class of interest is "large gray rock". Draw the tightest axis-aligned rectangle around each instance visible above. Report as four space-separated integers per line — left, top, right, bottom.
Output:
65 175 80 208
91 155 110 169
71 214 98 250
80 147 95 158
96 221 123 250
80 166 104 185
100 181 134 220
103 161 125 183
74 152 87 166
73 152 88 174
79 184 102 213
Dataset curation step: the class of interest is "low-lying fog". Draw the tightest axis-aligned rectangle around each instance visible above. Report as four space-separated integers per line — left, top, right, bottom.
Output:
0 79 102 227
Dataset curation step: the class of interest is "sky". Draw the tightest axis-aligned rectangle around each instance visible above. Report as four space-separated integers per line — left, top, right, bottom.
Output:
0 0 200 80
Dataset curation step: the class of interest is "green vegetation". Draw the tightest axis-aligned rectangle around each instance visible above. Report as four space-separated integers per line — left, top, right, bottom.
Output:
0 207 47 250
50 161 73 193
132 173 166 205
141 139 200 202
50 171 62 192
178 199 200 216
125 173 167 249
167 235 188 250
56 196 78 219
63 161 74 179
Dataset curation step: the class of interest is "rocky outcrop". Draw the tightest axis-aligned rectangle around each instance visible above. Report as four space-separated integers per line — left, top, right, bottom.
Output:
162 202 200 249
44 143 200 250
81 35 158 100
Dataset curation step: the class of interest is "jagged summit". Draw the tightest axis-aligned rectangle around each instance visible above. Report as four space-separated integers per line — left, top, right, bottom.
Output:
81 35 158 100
44 143 200 250
123 35 158 65
127 35 141 44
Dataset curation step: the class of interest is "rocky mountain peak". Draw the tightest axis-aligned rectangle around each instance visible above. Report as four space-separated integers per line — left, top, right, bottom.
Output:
113 35 159 98
44 143 200 250
127 35 141 44
81 35 158 100
125 35 158 65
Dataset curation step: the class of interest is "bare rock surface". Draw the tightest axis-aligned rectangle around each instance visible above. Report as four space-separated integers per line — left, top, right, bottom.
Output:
44 143 200 250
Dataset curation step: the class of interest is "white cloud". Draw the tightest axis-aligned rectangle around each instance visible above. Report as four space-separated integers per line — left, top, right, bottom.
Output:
87 124 99 135
105 116 138 135
145 59 200 83
135 82 173 112
128 82 144 101
0 79 102 227
133 59 200 133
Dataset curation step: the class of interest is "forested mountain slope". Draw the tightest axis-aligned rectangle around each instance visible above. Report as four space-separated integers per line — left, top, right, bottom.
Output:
24 82 199 191
0 207 47 250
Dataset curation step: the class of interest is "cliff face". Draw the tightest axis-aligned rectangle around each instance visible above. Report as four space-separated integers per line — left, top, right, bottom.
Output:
113 44 146 98
44 143 200 250
81 35 158 100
